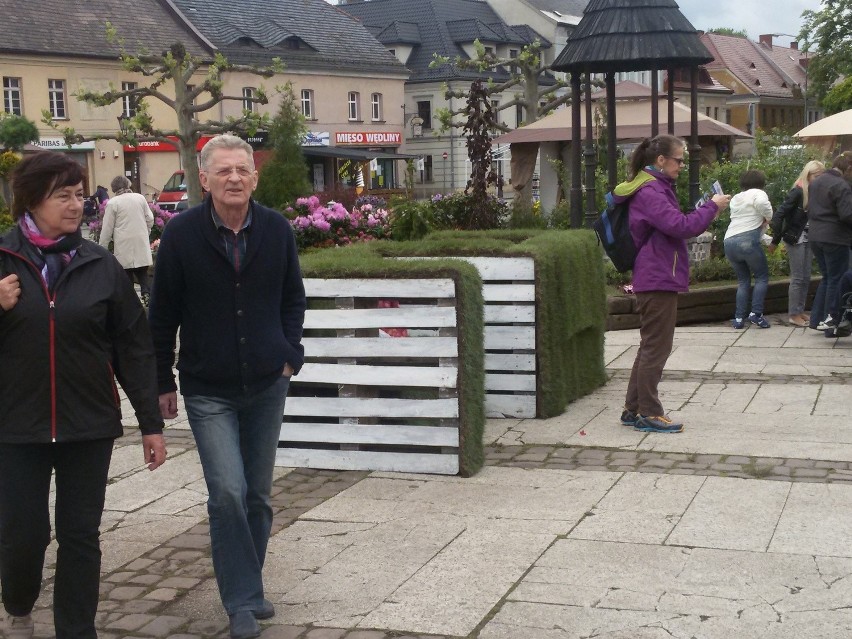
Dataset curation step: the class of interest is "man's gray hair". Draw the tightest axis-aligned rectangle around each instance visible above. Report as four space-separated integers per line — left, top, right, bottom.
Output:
110 175 132 193
199 134 254 171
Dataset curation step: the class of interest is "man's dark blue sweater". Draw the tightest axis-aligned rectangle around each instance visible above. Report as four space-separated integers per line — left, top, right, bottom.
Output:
148 197 306 398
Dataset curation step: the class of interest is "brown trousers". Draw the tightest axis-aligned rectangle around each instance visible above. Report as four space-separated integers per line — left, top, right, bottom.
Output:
625 291 679 417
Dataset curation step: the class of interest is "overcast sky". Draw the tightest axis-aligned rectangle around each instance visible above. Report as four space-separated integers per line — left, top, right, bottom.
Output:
675 0 819 44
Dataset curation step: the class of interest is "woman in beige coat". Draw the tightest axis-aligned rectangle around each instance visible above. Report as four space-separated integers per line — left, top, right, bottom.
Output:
100 176 154 304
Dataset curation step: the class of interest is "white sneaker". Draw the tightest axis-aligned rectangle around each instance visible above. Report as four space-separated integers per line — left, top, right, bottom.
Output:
5 614 34 639
816 315 835 331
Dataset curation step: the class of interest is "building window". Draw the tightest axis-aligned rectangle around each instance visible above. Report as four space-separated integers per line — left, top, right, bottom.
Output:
371 93 383 121
301 89 314 119
48 79 66 119
3 77 22 115
121 82 137 118
242 87 257 113
515 104 524 128
424 155 433 182
348 91 360 121
417 100 432 129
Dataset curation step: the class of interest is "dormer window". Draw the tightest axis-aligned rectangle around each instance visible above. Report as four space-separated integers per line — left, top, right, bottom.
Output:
749 62 756 69
286 38 300 50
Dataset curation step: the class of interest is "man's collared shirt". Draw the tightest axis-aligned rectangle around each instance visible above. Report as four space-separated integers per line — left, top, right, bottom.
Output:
211 205 252 271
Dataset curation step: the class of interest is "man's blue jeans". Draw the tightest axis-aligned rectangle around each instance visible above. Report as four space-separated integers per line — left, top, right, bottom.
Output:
184 376 290 616
724 228 769 319
810 242 850 328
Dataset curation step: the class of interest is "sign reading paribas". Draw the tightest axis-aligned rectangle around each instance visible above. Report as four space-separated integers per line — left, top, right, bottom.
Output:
31 137 96 151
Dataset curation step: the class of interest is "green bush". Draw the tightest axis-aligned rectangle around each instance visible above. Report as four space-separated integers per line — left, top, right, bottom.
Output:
388 197 433 241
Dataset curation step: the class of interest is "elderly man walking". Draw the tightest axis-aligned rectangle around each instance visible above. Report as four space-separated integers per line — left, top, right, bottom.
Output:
148 135 306 639
99 175 154 305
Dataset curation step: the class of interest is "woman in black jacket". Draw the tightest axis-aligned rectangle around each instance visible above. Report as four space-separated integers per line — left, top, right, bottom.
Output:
0 152 167 639
768 160 825 326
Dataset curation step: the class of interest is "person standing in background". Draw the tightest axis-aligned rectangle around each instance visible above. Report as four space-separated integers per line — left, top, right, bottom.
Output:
806 153 852 333
100 176 154 305
768 160 825 327
724 170 774 329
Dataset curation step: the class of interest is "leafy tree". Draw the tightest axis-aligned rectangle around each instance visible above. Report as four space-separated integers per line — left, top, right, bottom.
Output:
706 27 748 37
432 40 569 133
49 23 282 207
254 83 311 209
0 114 39 152
800 0 852 106
821 75 852 113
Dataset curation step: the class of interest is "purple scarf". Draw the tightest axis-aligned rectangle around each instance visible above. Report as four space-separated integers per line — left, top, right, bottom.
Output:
19 213 82 290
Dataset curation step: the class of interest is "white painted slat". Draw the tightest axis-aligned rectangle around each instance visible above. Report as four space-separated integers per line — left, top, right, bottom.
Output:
485 373 536 392
280 423 459 447
483 284 535 302
304 278 456 298
276 448 459 474
302 337 458 358
305 307 456 329
285 396 459 418
297 362 458 388
484 353 536 371
394 256 534 281
485 394 537 418
484 304 535 323
484 326 536 350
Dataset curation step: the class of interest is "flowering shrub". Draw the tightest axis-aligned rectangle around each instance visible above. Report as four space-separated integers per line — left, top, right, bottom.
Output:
287 195 390 249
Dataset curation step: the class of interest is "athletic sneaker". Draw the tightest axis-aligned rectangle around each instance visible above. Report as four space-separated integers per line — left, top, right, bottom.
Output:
634 415 684 433
816 315 835 331
748 313 770 328
732 317 745 329
620 409 638 426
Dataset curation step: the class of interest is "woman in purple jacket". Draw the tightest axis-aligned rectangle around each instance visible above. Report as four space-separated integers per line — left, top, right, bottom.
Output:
620 135 730 433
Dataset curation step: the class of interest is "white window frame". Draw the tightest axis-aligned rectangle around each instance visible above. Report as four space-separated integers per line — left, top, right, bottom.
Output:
371 92 382 121
3 77 22 115
301 89 314 119
242 87 257 113
348 91 360 121
48 79 66 119
121 81 137 118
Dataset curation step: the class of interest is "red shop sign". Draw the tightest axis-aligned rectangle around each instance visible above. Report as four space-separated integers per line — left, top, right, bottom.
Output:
124 135 214 153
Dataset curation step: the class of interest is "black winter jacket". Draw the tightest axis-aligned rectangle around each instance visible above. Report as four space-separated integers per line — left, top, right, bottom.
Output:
769 186 809 246
148 197 306 398
0 226 164 444
807 168 852 246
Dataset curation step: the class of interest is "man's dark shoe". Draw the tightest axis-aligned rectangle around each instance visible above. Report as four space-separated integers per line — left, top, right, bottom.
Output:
229 611 260 639
620 409 638 427
634 415 684 433
254 599 275 620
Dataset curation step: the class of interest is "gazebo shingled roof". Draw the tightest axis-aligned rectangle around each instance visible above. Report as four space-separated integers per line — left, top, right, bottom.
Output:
546 0 714 227
552 0 712 73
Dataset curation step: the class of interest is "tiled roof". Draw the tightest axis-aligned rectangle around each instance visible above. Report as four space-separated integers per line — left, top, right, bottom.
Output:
509 24 553 49
375 22 422 46
171 0 407 75
0 0 211 59
553 0 713 73
524 0 588 17
341 0 550 83
701 33 803 99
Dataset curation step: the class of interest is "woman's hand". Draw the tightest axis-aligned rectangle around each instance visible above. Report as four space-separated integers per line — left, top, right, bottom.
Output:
142 433 167 470
0 274 21 311
711 194 731 212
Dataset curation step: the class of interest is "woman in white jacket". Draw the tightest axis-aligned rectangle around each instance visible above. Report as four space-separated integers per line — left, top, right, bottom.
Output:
100 176 154 304
723 170 774 329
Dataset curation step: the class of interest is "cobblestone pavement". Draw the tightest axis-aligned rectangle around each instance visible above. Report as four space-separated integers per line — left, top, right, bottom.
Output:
20 362 852 639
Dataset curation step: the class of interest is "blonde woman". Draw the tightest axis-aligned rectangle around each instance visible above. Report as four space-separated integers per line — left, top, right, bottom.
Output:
768 160 825 326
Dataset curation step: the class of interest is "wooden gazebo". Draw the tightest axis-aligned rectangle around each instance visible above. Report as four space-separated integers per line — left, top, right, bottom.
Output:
551 0 713 228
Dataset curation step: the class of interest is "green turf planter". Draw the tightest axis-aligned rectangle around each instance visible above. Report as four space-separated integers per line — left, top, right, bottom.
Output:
374 229 608 418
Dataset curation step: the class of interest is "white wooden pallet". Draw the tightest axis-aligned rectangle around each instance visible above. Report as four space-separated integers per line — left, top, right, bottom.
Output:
395 256 537 418
278 277 462 475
